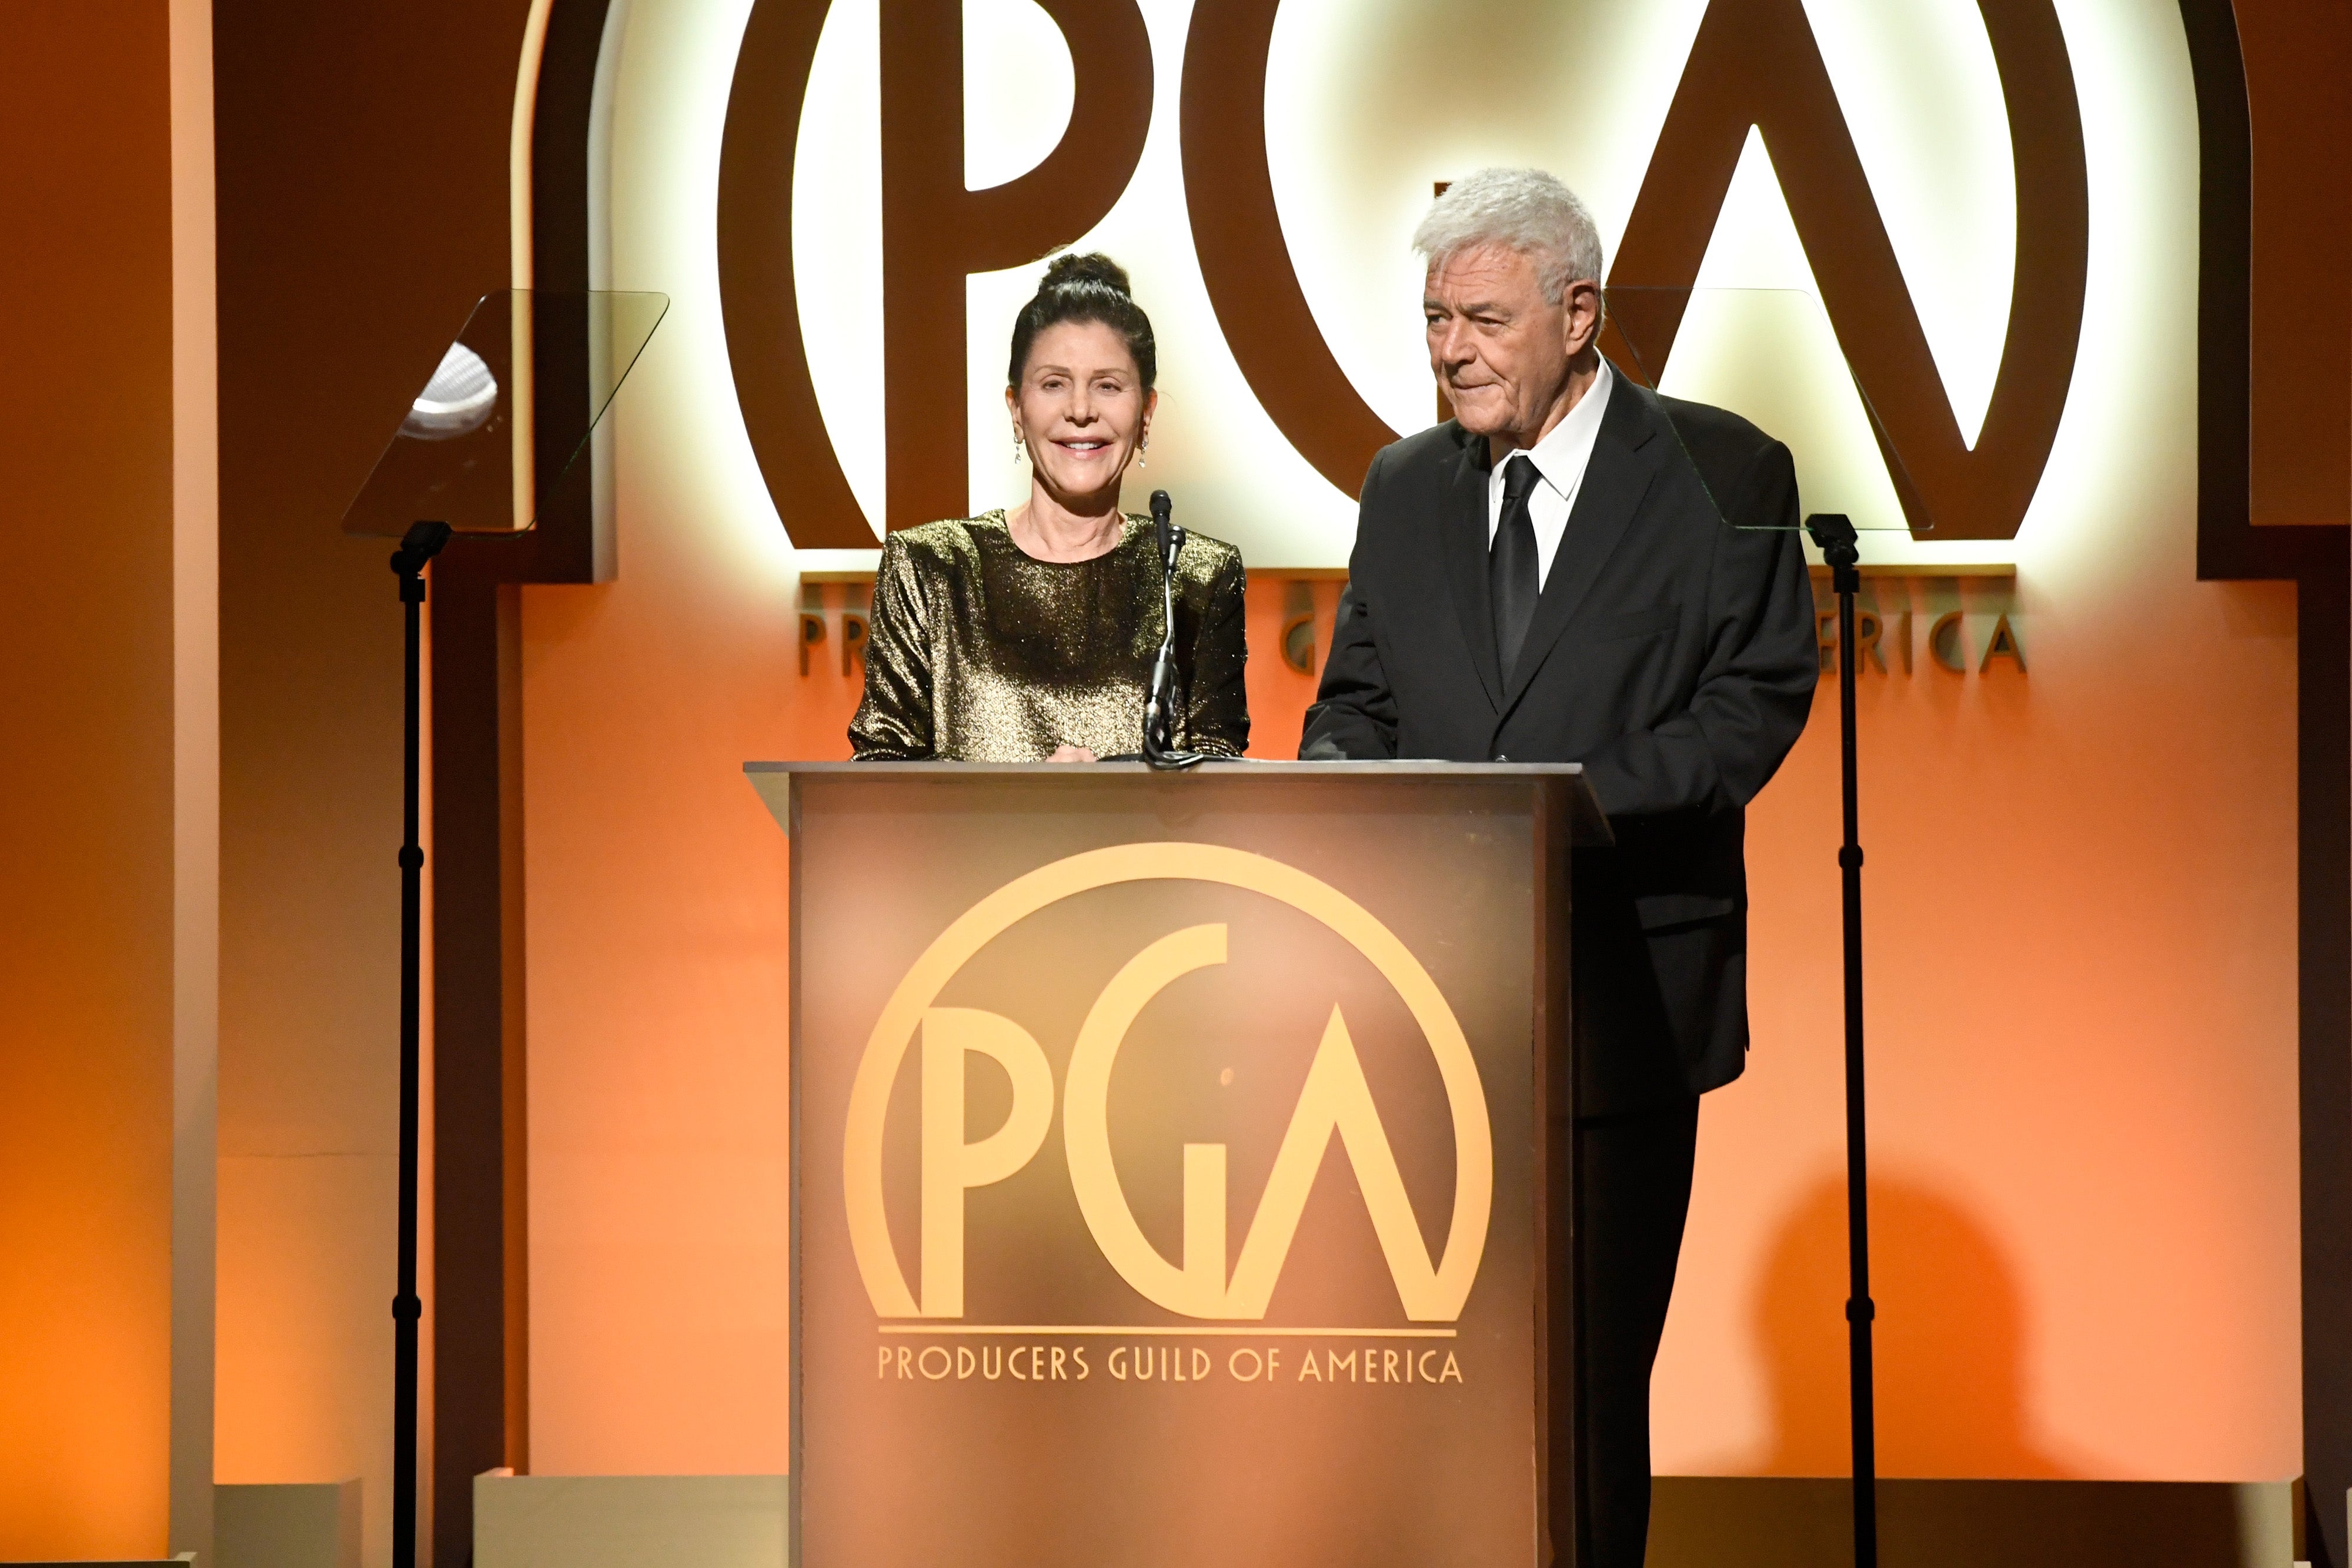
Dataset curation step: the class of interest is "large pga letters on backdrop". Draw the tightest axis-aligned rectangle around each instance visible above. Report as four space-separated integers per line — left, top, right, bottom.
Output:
754 763 1606 1566
717 0 2084 565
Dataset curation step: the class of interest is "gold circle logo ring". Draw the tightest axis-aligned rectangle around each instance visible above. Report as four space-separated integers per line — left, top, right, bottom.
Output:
841 841 1493 1322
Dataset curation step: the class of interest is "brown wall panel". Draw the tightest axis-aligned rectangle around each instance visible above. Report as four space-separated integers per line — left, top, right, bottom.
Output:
212 1 526 1564
2239 0 2352 525
0 1 178 1554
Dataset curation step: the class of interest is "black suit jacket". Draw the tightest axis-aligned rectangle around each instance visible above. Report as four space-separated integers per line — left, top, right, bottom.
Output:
1301 375 1818 1112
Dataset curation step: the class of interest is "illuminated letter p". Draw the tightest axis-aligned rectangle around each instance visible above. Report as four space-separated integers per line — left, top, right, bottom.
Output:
881 0 1154 529
920 1007 1054 1316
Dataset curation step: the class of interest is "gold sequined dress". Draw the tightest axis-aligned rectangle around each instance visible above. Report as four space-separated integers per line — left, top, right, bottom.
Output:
848 510 1250 761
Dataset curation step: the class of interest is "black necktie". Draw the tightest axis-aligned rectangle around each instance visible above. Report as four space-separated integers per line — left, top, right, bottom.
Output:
1491 453 1541 677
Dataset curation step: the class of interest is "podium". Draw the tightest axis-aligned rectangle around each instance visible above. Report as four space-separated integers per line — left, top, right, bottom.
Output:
745 761 1611 1567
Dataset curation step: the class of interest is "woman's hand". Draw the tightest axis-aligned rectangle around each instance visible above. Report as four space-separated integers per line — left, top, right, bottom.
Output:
1047 744 1098 764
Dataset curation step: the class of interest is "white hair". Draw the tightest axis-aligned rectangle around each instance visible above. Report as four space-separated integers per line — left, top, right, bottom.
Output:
1412 167 1603 305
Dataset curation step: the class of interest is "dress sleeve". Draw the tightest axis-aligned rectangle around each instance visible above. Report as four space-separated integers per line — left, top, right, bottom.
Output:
1183 550 1251 757
847 533 937 760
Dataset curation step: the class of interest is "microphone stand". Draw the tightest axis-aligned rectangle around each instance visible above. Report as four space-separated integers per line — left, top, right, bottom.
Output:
1805 511 1877 1568
1141 487 1203 771
387 519 450 1568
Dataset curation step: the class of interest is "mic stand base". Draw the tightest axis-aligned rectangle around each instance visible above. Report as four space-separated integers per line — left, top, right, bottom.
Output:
1095 749 1210 770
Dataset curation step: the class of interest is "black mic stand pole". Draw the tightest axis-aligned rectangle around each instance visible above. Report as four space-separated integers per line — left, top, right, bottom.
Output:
387 519 450 1568
1141 487 1200 770
1803 511 1877 1568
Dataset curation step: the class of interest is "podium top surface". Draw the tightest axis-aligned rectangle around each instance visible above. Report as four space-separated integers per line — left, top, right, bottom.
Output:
742 759 1611 844
746 760 1596 778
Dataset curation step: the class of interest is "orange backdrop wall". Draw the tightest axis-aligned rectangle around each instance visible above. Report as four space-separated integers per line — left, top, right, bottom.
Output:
0 0 2306 1553
0 4 180 1554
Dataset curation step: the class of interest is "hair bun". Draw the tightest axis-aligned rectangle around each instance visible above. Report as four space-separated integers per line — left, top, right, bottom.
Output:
1040 251 1132 296
1008 250 1157 392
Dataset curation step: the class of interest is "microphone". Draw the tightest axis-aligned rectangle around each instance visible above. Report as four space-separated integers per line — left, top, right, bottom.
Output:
1141 489 1200 769
1150 487 1178 569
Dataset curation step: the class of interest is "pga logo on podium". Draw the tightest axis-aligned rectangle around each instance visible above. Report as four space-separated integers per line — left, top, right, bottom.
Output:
839 842 1495 1335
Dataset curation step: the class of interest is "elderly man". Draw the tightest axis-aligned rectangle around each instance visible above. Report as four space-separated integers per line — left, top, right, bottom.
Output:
1302 168 1818 1565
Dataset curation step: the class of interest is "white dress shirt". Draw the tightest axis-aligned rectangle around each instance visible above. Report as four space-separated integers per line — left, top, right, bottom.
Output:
1486 358 1615 589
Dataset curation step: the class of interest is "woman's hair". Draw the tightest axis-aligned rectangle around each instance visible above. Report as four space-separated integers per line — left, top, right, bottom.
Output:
1006 252 1157 393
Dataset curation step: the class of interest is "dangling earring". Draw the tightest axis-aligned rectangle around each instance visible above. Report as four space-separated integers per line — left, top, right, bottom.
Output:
1136 436 1148 470
1013 429 1025 463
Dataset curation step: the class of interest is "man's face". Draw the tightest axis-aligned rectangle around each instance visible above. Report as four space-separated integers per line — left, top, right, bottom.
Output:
1423 244 1596 442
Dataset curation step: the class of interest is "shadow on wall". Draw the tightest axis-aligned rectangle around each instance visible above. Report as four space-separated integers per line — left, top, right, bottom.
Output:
1747 1174 2074 1479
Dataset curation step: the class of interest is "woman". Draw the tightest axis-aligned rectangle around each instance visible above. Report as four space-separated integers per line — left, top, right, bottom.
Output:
848 253 1249 761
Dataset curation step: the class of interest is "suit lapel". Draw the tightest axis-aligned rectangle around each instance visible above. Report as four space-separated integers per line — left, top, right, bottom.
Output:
1501 377 1661 713
1438 427 1503 711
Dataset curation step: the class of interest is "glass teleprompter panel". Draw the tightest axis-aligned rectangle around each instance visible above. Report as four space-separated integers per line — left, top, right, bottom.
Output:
342 289 666 537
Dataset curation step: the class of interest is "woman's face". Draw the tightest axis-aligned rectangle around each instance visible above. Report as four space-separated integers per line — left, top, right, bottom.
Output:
1008 319 1155 504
